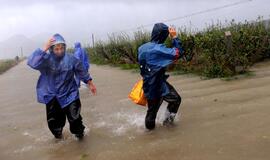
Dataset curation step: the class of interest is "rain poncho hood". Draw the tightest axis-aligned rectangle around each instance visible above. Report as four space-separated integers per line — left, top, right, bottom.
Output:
74 42 81 48
74 42 89 71
138 23 184 100
27 36 92 108
49 34 66 58
74 42 90 87
151 23 169 44
52 33 66 46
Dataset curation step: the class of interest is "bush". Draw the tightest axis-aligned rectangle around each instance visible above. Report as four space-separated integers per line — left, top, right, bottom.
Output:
87 17 270 78
0 59 18 74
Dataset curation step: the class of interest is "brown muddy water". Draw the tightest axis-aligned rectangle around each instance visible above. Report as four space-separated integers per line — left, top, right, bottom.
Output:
0 61 270 160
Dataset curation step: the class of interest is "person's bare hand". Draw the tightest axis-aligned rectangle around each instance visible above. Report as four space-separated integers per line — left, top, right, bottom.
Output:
43 38 55 52
169 27 177 39
88 80 97 95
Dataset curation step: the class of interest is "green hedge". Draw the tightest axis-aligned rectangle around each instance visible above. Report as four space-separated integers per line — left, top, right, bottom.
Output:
0 59 18 74
87 17 270 78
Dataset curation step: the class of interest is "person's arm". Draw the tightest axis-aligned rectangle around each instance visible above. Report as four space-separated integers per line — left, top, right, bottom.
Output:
150 43 184 68
83 49 90 71
172 38 184 58
74 48 82 60
148 45 179 68
27 38 55 70
169 27 184 59
74 58 96 95
27 49 49 70
155 45 179 60
74 47 89 71
87 80 96 95
154 27 184 62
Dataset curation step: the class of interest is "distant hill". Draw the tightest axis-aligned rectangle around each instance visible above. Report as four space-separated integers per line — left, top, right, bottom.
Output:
0 35 38 59
0 33 76 60
30 32 52 48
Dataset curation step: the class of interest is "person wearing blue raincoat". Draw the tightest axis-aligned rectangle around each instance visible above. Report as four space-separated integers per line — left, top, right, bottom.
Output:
138 23 184 130
27 34 97 139
74 42 90 87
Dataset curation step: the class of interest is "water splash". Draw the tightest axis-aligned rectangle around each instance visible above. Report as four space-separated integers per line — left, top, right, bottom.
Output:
90 103 180 136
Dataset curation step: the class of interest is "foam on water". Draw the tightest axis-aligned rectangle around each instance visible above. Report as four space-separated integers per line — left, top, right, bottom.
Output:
91 103 180 137
14 126 92 154
14 145 34 154
13 103 180 154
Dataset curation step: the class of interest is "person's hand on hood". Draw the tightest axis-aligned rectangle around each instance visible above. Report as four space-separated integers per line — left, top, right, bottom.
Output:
43 38 55 52
169 27 177 39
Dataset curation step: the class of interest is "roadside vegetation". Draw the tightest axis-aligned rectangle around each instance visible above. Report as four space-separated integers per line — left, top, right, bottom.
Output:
0 57 22 75
85 17 270 78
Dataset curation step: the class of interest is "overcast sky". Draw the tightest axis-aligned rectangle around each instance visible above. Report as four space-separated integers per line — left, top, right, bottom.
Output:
0 0 269 45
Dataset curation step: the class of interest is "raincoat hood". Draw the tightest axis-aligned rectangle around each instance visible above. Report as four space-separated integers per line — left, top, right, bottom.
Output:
50 33 66 58
74 42 81 48
151 23 169 44
52 33 66 46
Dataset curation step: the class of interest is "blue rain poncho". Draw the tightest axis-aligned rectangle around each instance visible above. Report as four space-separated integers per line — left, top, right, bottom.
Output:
74 42 90 87
27 34 92 108
138 23 184 100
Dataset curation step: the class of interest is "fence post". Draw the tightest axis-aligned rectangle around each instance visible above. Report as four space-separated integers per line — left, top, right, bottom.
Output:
225 31 232 55
224 31 234 71
225 31 244 73
91 33 95 47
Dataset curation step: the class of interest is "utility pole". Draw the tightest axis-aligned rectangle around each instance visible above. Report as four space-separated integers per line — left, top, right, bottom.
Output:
91 33 95 47
20 47 23 58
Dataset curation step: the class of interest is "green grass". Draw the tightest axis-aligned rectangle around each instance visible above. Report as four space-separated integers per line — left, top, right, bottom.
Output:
0 59 19 75
79 153 89 160
118 63 139 70
85 16 270 79
221 71 256 81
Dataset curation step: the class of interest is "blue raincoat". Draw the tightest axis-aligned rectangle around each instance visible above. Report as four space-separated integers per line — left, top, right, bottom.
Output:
74 42 90 87
27 34 92 108
138 23 184 100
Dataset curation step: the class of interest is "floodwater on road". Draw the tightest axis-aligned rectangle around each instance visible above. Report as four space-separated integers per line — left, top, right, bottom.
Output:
0 61 270 160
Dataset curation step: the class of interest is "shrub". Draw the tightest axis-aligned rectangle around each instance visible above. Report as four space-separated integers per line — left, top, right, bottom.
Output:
87 17 270 78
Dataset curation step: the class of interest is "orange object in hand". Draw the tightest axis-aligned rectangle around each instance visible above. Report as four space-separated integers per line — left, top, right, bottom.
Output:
128 79 147 106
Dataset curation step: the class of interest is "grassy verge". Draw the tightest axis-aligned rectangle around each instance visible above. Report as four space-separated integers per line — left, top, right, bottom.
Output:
85 17 270 79
0 59 20 75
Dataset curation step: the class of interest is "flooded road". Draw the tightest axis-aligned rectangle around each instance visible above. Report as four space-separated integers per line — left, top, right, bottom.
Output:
0 61 270 160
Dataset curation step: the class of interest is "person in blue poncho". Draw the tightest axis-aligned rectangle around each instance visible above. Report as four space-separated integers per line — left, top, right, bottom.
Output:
74 42 90 88
138 23 184 130
27 34 97 139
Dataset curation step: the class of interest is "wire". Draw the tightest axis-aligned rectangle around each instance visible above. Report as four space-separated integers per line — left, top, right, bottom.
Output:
113 0 253 33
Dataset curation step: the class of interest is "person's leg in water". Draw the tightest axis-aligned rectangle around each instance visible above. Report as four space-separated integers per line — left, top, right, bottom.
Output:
64 99 85 139
145 82 181 129
163 82 181 125
46 98 66 139
145 98 163 130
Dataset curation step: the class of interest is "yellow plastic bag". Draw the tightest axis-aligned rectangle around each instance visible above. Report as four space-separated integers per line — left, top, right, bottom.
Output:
128 79 147 106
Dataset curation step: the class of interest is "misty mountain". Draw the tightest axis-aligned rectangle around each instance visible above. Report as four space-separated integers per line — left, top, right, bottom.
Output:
0 35 38 59
0 33 88 60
